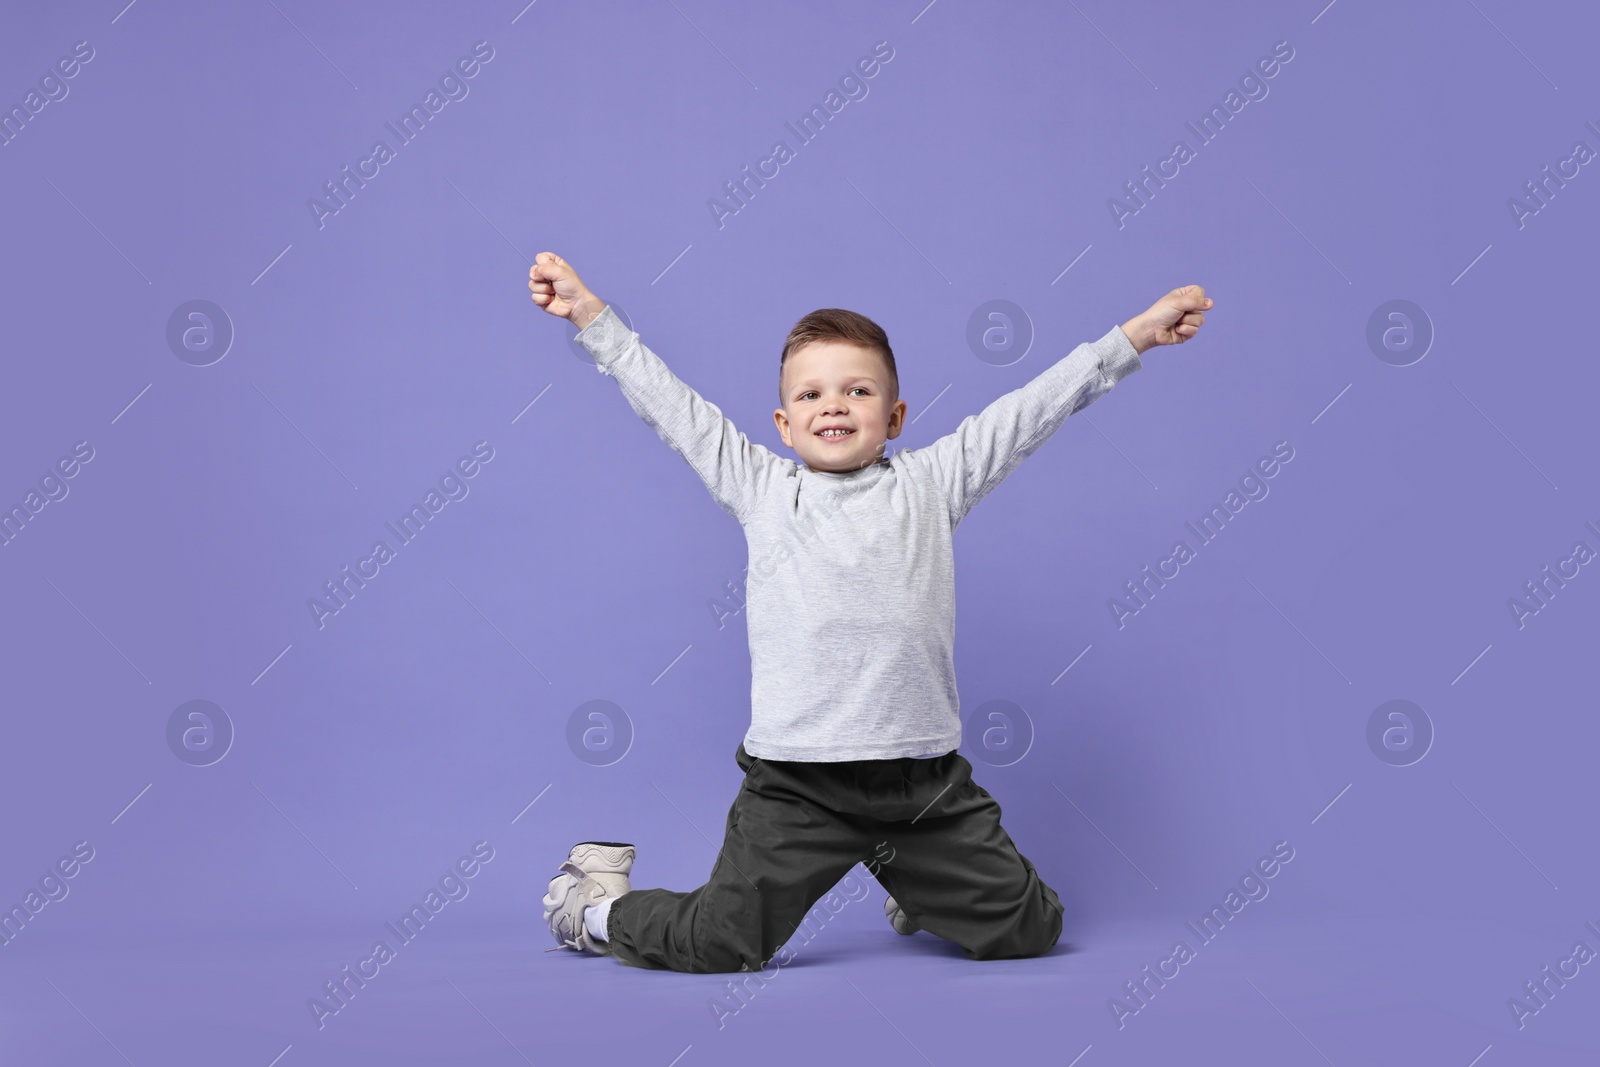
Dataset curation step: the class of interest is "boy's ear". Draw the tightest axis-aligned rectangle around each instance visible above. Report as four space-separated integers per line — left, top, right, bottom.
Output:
773 407 793 447
885 398 907 439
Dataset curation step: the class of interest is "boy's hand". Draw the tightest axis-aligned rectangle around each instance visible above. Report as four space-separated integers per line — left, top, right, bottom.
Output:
1119 285 1213 355
529 252 605 330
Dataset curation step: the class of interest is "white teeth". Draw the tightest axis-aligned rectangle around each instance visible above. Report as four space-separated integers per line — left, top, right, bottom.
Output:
820 429 852 437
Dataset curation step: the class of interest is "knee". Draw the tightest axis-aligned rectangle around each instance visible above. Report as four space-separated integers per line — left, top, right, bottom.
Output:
969 929 1056 961
687 922 769 974
968 899 1063 961
693 945 759 974
1018 908 1064 958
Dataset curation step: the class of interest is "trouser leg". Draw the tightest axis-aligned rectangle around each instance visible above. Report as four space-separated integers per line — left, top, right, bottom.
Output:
868 755 1064 960
606 744 873 973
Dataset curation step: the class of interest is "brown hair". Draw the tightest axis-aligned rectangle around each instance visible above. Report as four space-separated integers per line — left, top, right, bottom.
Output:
778 308 898 406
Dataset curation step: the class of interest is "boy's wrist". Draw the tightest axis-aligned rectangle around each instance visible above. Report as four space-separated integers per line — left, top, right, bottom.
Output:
572 294 606 332
1119 315 1151 355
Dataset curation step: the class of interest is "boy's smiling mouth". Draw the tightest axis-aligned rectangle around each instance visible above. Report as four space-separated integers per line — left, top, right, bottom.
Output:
816 426 855 440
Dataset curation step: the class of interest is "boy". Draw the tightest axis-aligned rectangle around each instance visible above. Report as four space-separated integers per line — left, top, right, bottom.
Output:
528 252 1210 972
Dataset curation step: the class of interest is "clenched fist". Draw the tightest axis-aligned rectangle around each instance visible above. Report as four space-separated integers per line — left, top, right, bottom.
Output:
529 252 605 330
1120 285 1214 355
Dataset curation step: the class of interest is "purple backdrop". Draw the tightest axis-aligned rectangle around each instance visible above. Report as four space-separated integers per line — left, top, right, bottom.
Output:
3 1 1597 1064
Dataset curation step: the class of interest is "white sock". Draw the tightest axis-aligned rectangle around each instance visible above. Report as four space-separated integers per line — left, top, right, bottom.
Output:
585 895 615 942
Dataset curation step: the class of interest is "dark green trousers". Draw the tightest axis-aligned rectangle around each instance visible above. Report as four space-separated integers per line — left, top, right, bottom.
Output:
606 742 1064 973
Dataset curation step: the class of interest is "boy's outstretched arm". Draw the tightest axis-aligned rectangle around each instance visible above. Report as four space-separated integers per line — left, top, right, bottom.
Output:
914 286 1213 528
529 252 781 523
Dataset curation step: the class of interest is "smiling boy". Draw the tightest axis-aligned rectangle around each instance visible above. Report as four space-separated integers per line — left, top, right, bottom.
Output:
529 252 1211 972
771 321 905 473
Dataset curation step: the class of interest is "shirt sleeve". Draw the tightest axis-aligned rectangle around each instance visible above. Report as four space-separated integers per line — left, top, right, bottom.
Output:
910 324 1143 529
575 303 785 524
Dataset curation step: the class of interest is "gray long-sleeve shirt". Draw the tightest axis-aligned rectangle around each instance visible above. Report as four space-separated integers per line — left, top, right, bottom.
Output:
576 303 1142 761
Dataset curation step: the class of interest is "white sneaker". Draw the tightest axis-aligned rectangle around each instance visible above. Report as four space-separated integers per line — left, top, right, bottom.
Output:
884 895 920 935
543 841 634 955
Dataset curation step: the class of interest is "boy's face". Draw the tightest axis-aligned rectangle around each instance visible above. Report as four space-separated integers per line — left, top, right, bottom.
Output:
773 339 906 473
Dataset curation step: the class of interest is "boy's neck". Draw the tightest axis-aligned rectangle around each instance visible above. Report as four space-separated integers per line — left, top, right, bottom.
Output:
807 455 888 475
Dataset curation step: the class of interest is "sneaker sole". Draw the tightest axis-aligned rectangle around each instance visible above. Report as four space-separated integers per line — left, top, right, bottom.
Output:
544 873 588 947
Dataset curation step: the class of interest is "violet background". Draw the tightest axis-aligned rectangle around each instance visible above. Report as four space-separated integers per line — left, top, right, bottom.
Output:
2 1 1597 1064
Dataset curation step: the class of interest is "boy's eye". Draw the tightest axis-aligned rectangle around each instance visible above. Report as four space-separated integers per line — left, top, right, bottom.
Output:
801 388 869 400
